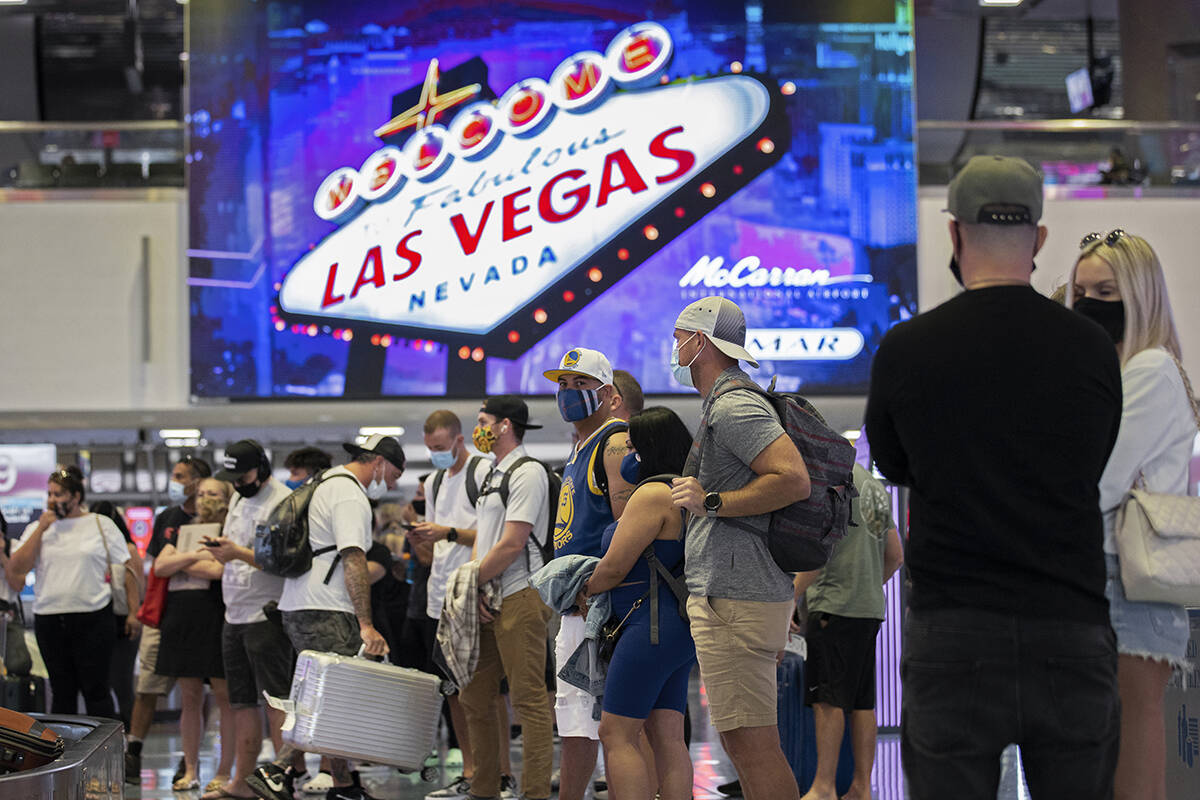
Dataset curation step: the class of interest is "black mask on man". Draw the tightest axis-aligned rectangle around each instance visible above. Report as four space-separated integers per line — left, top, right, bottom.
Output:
1075 297 1126 343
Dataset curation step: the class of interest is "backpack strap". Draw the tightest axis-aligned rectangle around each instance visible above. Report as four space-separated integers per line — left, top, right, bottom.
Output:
464 456 485 508
630 474 689 644
643 546 688 645
310 471 365 585
428 469 447 513
498 456 551 566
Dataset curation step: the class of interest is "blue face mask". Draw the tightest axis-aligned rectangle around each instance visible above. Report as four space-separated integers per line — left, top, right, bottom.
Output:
429 447 457 470
557 387 603 423
619 451 641 485
167 480 188 505
284 478 305 491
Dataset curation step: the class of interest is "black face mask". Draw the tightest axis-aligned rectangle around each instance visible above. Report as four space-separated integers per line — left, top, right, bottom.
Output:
234 478 263 499
1075 297 1126 343
411 499 426 517
53 501 73 519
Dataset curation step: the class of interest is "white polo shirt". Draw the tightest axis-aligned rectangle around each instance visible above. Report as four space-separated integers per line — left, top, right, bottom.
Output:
474 446 548 599
279 466 373 614
222 477 292 624
18 514 130 615
424 457 493 619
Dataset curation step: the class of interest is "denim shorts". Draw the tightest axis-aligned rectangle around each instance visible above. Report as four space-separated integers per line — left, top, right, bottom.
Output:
1105 554 1190 668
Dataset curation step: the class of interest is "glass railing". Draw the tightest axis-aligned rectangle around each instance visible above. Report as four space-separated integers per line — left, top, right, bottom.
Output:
0 121 185 189
917 120 1200 188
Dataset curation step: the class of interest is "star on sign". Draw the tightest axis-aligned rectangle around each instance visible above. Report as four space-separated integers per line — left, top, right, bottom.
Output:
373 59 482 139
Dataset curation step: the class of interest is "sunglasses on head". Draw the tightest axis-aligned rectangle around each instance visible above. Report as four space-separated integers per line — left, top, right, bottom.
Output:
1079 229 1127 249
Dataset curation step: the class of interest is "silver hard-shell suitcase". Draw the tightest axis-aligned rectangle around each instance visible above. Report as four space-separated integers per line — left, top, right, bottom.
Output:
280 649 444 777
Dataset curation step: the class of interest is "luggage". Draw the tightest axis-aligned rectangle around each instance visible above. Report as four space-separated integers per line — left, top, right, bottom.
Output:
0 675 46 714
0 707 64 774
777 652 855 795
279 649 444 776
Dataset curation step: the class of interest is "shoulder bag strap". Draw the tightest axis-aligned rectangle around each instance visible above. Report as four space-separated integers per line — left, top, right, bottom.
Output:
94 514 119 603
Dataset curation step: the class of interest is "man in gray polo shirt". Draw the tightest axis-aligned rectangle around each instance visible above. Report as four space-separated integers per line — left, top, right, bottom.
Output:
669 296 811 800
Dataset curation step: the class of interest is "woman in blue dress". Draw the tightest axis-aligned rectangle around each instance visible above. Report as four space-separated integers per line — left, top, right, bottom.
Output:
581 406 696 800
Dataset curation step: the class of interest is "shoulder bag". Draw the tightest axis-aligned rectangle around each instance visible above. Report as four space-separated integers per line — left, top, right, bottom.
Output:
1114 354 1200 605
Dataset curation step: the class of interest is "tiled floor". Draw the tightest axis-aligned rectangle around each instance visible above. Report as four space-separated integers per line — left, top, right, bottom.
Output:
123 679 1033 800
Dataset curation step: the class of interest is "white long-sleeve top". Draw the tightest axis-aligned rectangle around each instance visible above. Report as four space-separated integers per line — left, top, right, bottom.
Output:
1099 347 1198 553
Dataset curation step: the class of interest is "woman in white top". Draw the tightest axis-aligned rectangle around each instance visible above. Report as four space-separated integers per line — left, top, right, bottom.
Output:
6 467 133 718
1069 229 1198 800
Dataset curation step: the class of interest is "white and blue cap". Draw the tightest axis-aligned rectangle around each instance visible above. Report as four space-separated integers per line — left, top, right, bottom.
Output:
674 296 759 368
543 347 614 386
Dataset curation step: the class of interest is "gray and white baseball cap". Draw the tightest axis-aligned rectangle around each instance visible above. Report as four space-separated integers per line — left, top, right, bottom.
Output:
674 296 759 368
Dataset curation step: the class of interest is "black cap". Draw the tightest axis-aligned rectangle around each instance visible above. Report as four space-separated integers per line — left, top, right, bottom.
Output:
216 440 268 482
342 434 407 471
480 395 543 429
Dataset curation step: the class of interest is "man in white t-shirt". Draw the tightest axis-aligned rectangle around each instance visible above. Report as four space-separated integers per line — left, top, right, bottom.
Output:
202 440 302 799
459 396 554 800
412 410 494 800
247 434 404 800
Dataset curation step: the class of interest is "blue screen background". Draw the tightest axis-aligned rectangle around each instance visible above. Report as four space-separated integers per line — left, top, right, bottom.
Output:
188 1 916 399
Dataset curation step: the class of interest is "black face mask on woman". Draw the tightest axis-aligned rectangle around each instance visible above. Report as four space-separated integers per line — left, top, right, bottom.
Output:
1075 297 1126 344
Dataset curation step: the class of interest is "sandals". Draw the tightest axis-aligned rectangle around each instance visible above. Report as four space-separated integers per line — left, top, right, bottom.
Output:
205 777 230 793
172 775 200 791
200 783 255 800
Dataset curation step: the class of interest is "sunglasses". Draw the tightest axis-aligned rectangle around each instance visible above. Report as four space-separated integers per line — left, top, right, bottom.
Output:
1079 229 1127 249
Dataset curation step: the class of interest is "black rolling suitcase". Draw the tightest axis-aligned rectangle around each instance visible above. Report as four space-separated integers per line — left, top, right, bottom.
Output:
0 675 46 713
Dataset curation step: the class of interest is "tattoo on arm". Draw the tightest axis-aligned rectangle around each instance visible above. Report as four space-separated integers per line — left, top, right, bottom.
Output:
614 487 635 502
341 548 373 627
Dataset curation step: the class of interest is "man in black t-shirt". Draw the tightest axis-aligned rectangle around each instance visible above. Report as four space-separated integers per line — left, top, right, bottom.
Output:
125 455 211 784
865 156 1122 799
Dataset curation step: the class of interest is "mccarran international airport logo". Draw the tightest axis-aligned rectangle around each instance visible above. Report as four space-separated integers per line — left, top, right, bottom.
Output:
276 22 790 358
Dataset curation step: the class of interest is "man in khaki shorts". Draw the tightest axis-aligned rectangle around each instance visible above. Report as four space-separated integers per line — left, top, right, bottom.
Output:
668 297 811 800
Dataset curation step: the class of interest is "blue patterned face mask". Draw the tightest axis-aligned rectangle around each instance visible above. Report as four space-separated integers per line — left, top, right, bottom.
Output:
620 451 641 485
557 387 602 422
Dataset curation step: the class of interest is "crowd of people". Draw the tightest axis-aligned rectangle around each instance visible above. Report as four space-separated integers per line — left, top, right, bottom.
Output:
0 154 1196 800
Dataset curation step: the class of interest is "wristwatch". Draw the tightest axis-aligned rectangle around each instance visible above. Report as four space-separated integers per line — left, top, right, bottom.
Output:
704 492 723 518
446 527 459 543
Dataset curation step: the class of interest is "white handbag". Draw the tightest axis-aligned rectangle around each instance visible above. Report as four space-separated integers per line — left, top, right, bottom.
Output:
1115 489 1200 606
1114 354 1200 606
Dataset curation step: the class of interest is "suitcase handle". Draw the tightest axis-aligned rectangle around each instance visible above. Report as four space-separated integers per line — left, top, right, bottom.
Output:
355 646 389 664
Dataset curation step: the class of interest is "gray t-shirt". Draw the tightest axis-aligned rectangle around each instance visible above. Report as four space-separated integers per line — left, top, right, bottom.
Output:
683 367 794 602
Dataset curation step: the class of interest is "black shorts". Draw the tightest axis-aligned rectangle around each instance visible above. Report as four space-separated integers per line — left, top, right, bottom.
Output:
223 620 296 708
803 612 880 712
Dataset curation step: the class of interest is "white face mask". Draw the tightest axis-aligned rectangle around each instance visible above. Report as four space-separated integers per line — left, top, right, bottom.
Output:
366 463 388 500
670 333 703 388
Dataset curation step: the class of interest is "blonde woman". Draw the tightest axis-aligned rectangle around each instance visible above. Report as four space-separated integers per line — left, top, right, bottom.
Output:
1069 229 1198 800
153 477 237 792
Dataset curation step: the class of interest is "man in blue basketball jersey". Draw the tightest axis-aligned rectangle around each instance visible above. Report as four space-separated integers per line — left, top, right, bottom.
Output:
544 347 635 800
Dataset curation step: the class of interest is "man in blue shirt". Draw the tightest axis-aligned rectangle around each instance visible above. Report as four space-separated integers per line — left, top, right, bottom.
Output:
544 347 635 800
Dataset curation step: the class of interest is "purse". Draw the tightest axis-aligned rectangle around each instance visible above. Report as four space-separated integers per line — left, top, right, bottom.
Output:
1114 353 1200 606
136 565 169 628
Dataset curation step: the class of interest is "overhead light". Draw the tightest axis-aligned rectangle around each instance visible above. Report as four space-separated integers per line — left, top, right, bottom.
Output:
159 428 202 440
0 1 30 5
979 0 1023 6
356 426 405 445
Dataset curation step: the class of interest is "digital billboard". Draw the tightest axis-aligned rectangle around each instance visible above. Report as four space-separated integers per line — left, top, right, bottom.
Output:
188 1 916 399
